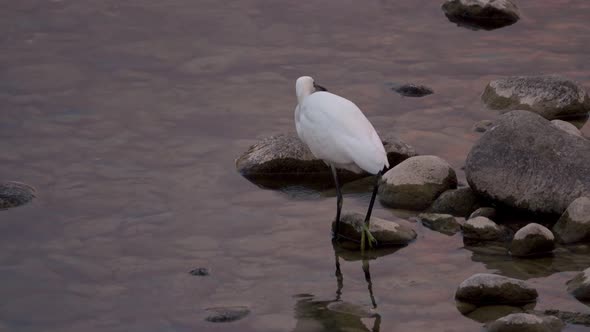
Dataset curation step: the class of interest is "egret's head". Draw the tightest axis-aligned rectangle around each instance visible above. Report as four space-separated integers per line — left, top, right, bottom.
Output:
296 76 327 103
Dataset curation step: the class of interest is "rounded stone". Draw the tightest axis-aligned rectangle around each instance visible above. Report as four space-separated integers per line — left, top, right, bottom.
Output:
469 207 497 220
333 212 417 249
442 0 520 31
427 187 481 217
0 181 36 210
566 267 590 301
378 155 457 210
486 313 564 332
455 273 538 306
550 120 583 138
235 133 417 187
552 197 590 244
465 111 590 215
474 120 495 133
462 217 507 241
510 223 555 257
418 213 461 235
482 75 590 119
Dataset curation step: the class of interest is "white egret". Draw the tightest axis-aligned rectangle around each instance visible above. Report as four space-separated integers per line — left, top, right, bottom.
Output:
294 76 389 250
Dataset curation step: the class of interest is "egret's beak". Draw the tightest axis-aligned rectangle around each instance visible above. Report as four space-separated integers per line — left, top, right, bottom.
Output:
313 82 328 92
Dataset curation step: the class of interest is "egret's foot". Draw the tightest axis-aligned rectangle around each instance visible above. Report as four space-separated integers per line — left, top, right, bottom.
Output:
360 223 378 252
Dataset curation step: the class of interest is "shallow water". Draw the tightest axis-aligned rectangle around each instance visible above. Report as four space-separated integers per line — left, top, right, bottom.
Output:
1 1 590 331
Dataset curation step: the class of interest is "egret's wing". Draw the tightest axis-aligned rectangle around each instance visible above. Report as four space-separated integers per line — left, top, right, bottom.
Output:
299 92 388 174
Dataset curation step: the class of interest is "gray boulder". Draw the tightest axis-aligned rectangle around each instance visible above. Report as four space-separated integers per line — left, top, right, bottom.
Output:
0 181 36 210
510 223 555 257
552 197 590 244
455 273 538 305
469 207 497 219
463 217 507 241
427 187 481 217
566 267 590 301
482 75 590 119
333 212 417 249
442 0 520 31
235 133 417 187
486 313 564 332
378 155 457 210
465 111 590 215
550 120 583 138
418 213 462 235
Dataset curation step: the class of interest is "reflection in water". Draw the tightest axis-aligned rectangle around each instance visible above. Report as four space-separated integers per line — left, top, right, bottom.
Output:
291 243 400 332
465 243 590 280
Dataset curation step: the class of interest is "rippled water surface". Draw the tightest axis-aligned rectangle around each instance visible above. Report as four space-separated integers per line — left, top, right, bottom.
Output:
1 1 590 331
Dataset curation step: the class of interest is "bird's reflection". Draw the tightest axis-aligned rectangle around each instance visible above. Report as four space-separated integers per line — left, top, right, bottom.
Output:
291 242 403 332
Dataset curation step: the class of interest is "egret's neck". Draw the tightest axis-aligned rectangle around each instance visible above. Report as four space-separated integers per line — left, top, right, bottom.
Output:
296 86 314 104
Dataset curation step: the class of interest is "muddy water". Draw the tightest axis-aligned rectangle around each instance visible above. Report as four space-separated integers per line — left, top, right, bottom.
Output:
1 1 590 331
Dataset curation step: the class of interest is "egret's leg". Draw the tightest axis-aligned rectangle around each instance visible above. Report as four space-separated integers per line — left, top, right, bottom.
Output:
362 172 382 250
330 164 343 238
334 252 343 301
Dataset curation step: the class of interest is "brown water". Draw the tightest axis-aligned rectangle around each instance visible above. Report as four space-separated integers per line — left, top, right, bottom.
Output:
1 1 590 331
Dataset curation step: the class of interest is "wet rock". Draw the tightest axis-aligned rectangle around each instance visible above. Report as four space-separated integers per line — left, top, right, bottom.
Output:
442 0 520 31
552 197 590 244
189 267 210 276
333 212 417 249
551 120 583 138
458 303 527 323
474 120 495 133
486 313 564 332
462 217 508 241
427 187 481 217
0 181 36 210
465 111 590 215
510 223 555 257
205 306 250 322
378 155 457 210
455 273 538 305
566 267 590 301
235 133 417 187
481 75 590 119
469 207 497 219
541 310 590 327
392 83 433 97
418 213 461 235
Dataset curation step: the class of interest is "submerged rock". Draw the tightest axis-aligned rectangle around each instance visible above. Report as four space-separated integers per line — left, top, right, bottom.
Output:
189 267 210 276
392 83 433 97
427 187 481 217
418 213 461 235
458 303 527 323
469 207 497 219
552 197 590 244
462 217 508 241
486 313 564 332
442 0 520 31
474 120 495 133
326 302 377 318
333 212 417 249
541 309 590 327
551 120 583 138
378 155 457 210
455 273 538 306
510 223 555 257
0 181 36 210
465 111 590 215
482 75 590 119
235 133 417 188
566 267 590 301
205 306 250 322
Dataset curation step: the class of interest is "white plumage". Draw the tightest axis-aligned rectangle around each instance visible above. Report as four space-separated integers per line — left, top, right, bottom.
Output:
294 76 389 174
293 76 389 250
